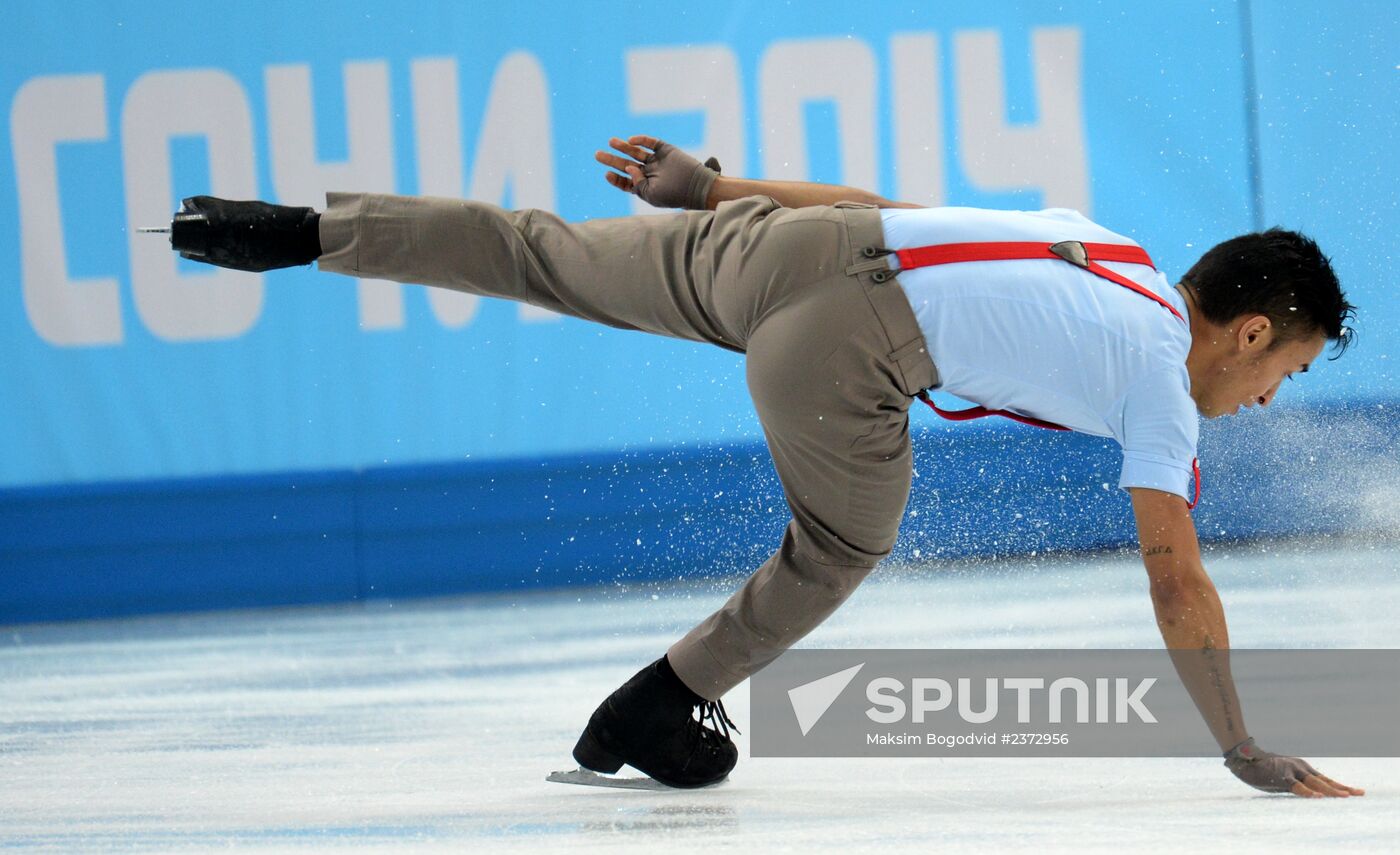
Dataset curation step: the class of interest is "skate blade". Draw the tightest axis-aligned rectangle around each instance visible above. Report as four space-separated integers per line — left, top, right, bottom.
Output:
547 767 730 791
547 768 673 790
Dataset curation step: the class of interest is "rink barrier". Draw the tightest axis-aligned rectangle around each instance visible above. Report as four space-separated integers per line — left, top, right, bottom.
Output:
2 402 1395 624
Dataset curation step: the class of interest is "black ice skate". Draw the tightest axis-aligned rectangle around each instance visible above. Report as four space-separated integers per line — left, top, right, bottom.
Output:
149 196 322 273
552 656 739 790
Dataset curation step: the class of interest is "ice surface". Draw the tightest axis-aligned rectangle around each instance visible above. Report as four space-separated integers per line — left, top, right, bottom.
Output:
2 538 1396 852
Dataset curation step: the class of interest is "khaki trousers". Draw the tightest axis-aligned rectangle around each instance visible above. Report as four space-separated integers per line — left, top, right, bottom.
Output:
318 193 940 700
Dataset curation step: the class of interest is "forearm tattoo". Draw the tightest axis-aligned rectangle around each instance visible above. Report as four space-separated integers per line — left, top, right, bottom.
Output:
1201 634 1238 737
1142 545 1174 557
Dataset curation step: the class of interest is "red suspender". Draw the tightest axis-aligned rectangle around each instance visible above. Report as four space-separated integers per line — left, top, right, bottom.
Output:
918 399 1070 432
894 238 1200 509
894 241 1184 323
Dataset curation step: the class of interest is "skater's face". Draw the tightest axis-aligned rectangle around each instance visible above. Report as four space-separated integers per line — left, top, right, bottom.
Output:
1191 320 1325 419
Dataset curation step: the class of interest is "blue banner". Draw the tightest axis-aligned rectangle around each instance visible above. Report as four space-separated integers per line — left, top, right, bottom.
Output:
12 0 1390 488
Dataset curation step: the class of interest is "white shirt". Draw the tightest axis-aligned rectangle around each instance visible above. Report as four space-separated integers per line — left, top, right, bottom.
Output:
881 207 1198 500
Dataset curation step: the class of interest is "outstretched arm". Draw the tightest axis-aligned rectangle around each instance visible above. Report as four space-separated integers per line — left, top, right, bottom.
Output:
708 173 922 210
1130 487 1362 798
596 135 923 210
1132 487 1247 750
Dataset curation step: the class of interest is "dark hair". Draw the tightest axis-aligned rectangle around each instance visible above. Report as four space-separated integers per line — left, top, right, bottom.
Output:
1181 228 1355 357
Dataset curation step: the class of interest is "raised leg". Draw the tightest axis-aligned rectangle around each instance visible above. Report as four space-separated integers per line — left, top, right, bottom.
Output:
317 191 747 351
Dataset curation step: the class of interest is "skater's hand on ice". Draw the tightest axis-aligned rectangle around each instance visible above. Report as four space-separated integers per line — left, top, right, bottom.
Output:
1223 738 1365 798
595 135 721 210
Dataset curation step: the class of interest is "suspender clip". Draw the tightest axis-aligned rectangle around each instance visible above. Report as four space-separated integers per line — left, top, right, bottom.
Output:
1049 240 1090 269
847 245 898 280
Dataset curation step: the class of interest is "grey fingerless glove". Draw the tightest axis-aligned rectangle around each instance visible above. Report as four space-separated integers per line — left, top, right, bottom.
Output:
633 141 722 210
1223 737 1321 793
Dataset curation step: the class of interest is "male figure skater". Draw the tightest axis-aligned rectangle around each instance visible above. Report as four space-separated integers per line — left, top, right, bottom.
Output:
162 134 1361 797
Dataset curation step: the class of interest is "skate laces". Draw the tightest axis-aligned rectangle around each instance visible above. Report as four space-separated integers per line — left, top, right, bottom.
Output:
679 700 740 773
697 699 740 739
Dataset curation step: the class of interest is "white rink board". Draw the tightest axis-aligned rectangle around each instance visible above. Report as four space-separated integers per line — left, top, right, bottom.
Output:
2 539 1396 853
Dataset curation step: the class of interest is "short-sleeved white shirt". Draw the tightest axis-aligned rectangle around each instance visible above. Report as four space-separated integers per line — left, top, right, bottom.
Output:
881 207 1198 500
